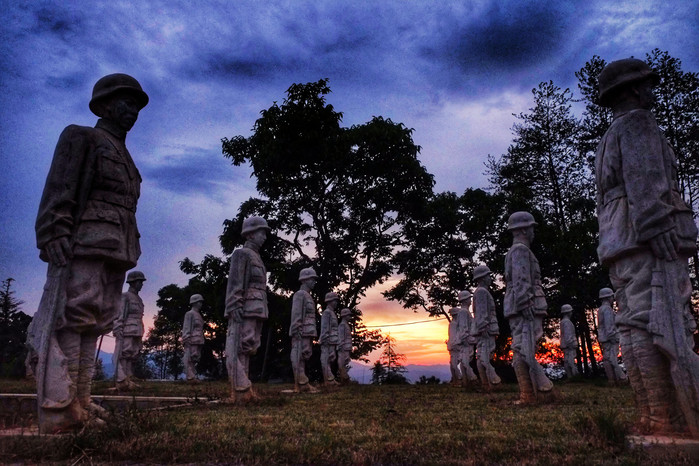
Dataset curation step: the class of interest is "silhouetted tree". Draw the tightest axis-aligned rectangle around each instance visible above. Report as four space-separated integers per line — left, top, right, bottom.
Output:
0 278 31 377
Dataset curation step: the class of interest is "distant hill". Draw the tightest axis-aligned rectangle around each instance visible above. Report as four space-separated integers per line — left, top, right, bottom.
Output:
349 362 450 384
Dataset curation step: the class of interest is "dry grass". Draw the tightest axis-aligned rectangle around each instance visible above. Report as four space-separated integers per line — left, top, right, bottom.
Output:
0 380 695 464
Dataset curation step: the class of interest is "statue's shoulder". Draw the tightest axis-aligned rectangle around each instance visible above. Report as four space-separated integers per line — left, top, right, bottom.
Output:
59 124 100 141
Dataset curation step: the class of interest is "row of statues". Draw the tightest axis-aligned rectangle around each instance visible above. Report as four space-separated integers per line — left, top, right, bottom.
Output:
27 57 699 438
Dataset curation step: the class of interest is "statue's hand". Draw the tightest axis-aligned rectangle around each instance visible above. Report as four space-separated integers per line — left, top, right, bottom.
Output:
649 229 680 261
44 237 72 266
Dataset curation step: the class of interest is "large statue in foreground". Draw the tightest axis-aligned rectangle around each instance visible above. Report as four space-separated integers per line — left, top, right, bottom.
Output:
30 74 148 433
113 270 146 390
225 216 270 401
596 58 699 436
596 288 627 384
182 294 205 382
504 211 553 403
289 267 320 393
472 265 501 389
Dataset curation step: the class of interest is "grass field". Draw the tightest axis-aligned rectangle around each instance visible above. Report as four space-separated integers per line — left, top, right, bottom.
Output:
0 379 694 464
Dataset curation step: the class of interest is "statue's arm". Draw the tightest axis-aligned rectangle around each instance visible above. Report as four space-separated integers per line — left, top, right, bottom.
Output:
224 251 247 321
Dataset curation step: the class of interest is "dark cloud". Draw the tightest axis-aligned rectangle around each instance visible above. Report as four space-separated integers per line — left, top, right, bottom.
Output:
33 5 84 40
141 147 250 198
45 71 90 90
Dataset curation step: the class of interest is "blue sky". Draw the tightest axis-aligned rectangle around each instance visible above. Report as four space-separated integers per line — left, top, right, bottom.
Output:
1 0 697 359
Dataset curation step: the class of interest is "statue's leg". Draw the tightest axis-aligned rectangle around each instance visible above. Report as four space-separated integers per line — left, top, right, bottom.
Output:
513 353 535 403
485 337 501 385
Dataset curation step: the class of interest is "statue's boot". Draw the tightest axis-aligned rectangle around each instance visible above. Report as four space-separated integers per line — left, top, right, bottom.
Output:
485 361 501 385
237 386 260 402
532 363 553 392
633 330 686 434
513 358 536 403
477 363 490 390
463 361 478 382
603 358 617 384
76 333 109 421
298 382 319 393
621 330 650 432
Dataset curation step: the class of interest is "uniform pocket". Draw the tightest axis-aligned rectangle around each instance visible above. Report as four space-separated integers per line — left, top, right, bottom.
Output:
74 208 122 249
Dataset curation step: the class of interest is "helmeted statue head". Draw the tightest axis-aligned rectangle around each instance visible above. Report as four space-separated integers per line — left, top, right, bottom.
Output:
473 264 491 281
561 304 573 315
241 216 271 236
598 58 659 107
340 308 352 318
599 288 614 299
507 211 537 231
89 73 149 117
298 267 318 282
457 290 472 303
324 292 339 303
126 270 146 283
189 294 204 305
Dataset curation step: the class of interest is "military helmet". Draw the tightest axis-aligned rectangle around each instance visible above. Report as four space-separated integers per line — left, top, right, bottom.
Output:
598 58 659 107
298 267 318 282
599 287 614 299
561 304 573 314
324 292 339 303
507 211 537 231
241 216 271 236
340 308 352 318
190 294 204 304
126 270 146 283
457 290 472 302
89 73 149 117
473 264 491 280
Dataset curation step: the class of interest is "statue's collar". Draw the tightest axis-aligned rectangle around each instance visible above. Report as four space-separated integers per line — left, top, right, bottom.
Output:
96 119 127 141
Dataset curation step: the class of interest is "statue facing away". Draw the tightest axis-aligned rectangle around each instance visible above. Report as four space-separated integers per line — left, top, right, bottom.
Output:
596 58 699 436
559 304 579 379
224 216 271 402
182 294 206 382
472 265 501 389
319 292 340 386
113 270 146 390
337 308 352 383
446 306 463 385
596 287 627 385
504 211 554 403
30 73 148 433
289 267 320 393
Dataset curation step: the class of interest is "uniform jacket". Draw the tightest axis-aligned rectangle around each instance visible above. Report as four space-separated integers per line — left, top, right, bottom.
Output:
473 286 499 336
182 309 205 345
319 308 339 345
504 242 547 319
446 310 461 351
35 121 141 270
597 301 619 344
289 289 317 338
559 317 577 350
114 290 144 337
595 109 697 264
338 320 352 351
456 307 476 346
225 241 268 320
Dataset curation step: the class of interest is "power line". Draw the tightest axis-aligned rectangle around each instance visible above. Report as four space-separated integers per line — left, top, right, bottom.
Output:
364 317 447 328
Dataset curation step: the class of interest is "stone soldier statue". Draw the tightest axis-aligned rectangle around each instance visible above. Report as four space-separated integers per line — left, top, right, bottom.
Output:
29 73 148 433
596 288 627 384
319 292 340 386
504 211 554 403
182 294 205 382
456 290 478 385
224 216 270 401
596 58 699 435
472 265 502 388
113 270 146 390
559 304 579 379
337 308 352 383
446 306 463 385
289 267 320 393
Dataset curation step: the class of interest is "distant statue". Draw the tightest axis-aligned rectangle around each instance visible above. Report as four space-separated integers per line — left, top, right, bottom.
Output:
113 270 147 390
337 308 353 383
504 211 553 403
182 294 206 383
596 288 627 384
455 290 478 385
472 265 501 388
596 58 699 436
559 304 579 378
446 306 463 385
289 267 320 393
224 216 271 402
319 292 340 386
29 73 148 433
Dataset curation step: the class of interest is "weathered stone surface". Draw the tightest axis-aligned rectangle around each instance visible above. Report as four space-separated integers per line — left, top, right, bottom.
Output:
290 268 319 393
113 271 146 390
319 292 340 384
597 288 627 384
559 304 579 378
596 58 699 437
182 294 205 382
472 265 501 388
